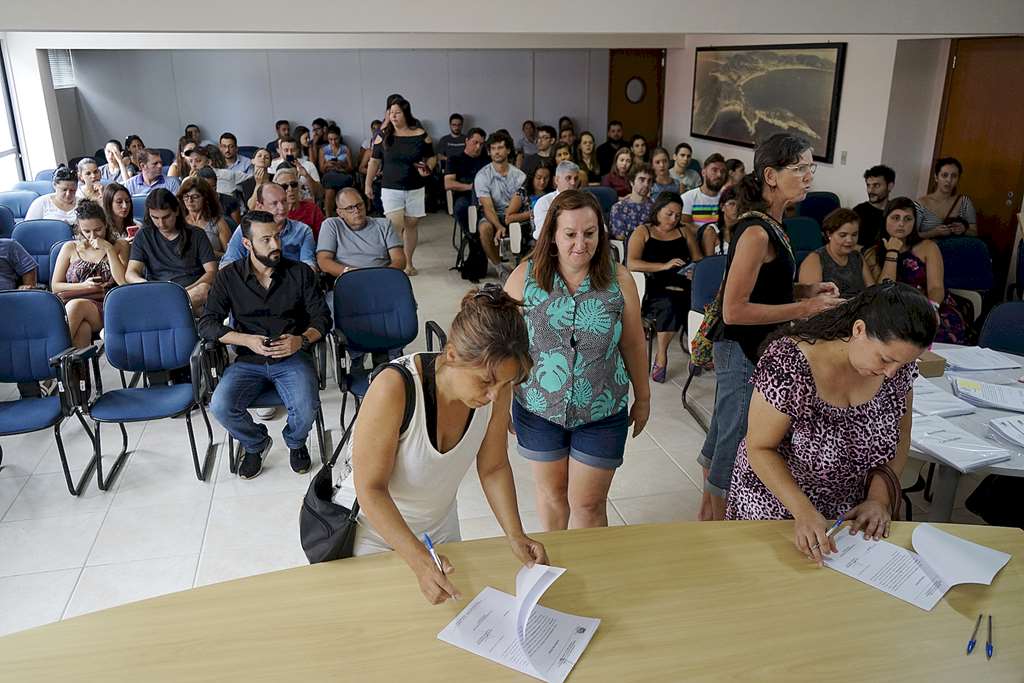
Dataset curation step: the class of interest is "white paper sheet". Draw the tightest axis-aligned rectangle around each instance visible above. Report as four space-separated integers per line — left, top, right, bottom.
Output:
989 415 1024 449
437 565 599 683
912 377 975 417
936 346 1021 371
911 414 1014 472
824 525 1011 611
952 378 1024 413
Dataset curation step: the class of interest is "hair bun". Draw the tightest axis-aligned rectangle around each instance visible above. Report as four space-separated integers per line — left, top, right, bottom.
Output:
462 284 520 311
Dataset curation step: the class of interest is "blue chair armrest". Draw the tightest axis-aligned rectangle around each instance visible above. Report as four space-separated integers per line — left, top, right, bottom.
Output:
311 337 327 391
425 321 447 352
48 343 102 412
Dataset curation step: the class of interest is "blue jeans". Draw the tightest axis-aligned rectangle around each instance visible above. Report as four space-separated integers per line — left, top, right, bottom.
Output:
453 193 473 234
209 353 320 453
697 338 756 497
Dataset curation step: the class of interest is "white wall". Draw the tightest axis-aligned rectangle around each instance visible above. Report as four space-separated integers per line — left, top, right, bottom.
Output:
881 39 950 198
663 34 905 208
69 48 609 159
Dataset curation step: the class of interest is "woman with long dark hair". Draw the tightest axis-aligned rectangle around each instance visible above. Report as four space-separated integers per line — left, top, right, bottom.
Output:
698 133 843 521
864 197 968 343
700 184 738 255
575 131 601 185
727 283 936 565
168 135 196 177
178 176 231 256
364 96 436 276
103 182 136 238
915 156 977 239
317 124 354 218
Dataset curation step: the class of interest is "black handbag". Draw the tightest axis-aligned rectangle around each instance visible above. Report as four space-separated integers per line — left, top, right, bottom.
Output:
299 361 416 564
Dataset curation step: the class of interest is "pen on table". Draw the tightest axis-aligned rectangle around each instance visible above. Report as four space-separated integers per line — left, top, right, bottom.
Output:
986 614 993 659
825 515 846 538
966 613 982 655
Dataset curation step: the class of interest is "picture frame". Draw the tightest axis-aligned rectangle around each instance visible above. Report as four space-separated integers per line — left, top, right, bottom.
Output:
690 42 847 163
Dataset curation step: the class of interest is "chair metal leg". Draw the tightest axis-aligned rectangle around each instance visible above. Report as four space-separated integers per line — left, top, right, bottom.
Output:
94 420 130 492
315 406 328 466
56 417 99 496
923 463 936 503
227 433 240 474
186 405 216 482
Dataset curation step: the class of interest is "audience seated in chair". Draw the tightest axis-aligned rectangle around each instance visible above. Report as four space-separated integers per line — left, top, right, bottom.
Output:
124 134 146 169
798 208 871 299
102 182 138 238
602 147 633 198
317 124 355 218
531 160 580 240
681 153 727 241
178 176 232 257
50 200 130 347
853 165 895 248
649 147 679 198
520 125 556 176
99 138 134 183
630 134 649 167
125 149 182 196
698 185 739 256
358 119 382 177
270 136 322 202
0 236 37 290
167 135 195 178
608 163 654 242
504 163 553 245
196 167 242 227
25 166 79 224
200 210 331 480
125 188 217 310
75 157 104 204
316 187 405 278
443 127 489 235
437 113 466 168
596 120 628 177
916 156 977 239
267 119 290 158
515 119 538 166
223 182 316 270
274 166 324 239
220 132 252 174
575 132 601 186
670 143 701 192
474 130 526 267
190 144 250 198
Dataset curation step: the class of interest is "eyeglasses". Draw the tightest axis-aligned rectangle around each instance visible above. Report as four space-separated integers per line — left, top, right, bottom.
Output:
784 163 818 175
279 181 300 189
182 193 203 201
338 203 364 212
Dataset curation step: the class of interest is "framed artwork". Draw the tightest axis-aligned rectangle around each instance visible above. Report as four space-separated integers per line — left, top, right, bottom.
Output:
690 43 847 163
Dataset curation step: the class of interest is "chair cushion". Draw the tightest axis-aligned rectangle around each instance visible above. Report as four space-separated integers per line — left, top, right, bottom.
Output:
90 385 195 422
0 396 63 435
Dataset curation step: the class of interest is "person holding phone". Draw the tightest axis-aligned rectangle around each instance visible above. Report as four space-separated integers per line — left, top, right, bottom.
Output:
269 137 322 202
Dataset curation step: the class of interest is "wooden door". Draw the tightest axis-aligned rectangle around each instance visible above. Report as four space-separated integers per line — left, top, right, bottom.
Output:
934 37 1024 265
608 49 666 147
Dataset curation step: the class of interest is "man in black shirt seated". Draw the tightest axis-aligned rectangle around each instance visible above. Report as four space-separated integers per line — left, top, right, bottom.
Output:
853 165 895 248
200 210 331 480
596 120 628 176
126 188 218 310
443 127 489 234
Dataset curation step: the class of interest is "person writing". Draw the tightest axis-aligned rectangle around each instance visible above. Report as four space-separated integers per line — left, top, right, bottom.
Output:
726 283 937 565
333 286 547 604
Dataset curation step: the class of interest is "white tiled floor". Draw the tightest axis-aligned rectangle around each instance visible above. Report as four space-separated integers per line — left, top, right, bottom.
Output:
0 213 985 637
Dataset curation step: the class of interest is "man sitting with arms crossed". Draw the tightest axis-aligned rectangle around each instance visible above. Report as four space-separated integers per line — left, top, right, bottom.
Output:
443 127 489 236
474 130 526 269
530 160 580 240
222 181 317 270
201 210 331 479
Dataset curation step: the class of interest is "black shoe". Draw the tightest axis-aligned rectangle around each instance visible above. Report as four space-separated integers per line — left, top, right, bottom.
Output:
239 438 272 479
290 445 311 474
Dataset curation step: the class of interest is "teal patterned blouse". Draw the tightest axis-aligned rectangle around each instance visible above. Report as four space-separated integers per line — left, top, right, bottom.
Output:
515 259 629 428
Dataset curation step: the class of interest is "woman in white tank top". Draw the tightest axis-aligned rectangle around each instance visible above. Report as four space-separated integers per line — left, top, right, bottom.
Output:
334 285 548 605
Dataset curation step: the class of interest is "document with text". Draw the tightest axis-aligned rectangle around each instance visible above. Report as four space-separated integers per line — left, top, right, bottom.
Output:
437 565 599 683
823 524 1011 610
936 346 1021 371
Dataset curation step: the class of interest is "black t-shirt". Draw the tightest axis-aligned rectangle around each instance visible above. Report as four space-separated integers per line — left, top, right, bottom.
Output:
438 134 466 159
129 225 217 287
447 152 491 187
522 152 554 177
853 202 885 249
372 132 435 190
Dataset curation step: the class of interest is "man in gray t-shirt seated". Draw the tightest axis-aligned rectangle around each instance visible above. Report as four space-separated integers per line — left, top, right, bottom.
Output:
315 188 405 276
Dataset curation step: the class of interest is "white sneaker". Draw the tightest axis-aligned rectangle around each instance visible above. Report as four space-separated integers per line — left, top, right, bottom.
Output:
255 407 276 420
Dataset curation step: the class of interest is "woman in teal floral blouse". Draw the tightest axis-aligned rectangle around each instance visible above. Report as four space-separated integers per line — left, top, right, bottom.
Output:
504 190 650 530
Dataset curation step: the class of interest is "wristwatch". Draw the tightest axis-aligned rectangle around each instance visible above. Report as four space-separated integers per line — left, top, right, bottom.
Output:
300 334 312 352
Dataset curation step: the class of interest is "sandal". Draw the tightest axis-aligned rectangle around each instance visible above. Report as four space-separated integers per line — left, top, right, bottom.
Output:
651 362 667 383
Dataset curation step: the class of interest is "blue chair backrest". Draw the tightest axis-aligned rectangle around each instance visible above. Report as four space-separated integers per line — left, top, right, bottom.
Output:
0 206 14 238
583 186 617 218
797 191 840 227
690 255 726 312
978 302 1024 356
155 148 175 166
783 216 823 252
937 237 993 291
238 146 260 159
0 190 40 220
94 148 106 163
0 290 71 383
12 220 74 286
333 267 418 353
103 282 198 373
132 194 149 221
48 240 70 279
34 168 56 182
13 180 54 196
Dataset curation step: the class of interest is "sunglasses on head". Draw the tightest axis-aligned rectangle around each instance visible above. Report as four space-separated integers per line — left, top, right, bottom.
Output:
183 148 196 156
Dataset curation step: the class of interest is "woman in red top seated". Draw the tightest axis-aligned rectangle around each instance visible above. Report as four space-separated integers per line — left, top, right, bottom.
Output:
601 147 632 198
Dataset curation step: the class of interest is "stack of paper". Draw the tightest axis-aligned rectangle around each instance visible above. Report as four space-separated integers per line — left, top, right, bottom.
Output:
989 415 1024 449
824 524 1011 611
912 377 974 417
438 565 599 683
936 346 1021 371
911 414 1013 472
951 377 1024 413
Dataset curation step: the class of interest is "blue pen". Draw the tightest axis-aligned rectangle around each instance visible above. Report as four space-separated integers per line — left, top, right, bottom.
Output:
423 533 443 572
986 614 993 659
966 613 982 655
825 515 846 538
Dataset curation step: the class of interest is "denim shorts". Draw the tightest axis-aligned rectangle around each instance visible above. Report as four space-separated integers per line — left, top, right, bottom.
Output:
512 399 628 470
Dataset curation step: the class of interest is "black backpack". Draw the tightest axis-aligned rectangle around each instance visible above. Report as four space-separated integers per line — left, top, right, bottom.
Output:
965 475 1024 529
457 232 489 282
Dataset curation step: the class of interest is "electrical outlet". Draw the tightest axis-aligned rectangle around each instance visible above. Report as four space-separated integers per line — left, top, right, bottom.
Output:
840 151 847 165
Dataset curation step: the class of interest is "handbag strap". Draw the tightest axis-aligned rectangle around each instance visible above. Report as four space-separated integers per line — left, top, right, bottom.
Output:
942 194 963 223
865 463 902 520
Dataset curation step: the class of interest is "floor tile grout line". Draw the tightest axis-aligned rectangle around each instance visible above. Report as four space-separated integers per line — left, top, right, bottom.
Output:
59 494 115 621
192 438 226 589
644 431 703 492
0 475 31 521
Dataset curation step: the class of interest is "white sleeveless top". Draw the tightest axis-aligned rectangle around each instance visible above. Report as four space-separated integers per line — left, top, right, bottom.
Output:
333 353 493 556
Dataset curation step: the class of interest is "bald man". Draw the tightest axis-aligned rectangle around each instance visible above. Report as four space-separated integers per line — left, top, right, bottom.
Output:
316 187 405 276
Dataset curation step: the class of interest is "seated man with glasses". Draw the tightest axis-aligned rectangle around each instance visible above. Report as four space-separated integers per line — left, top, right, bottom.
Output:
220 182 316 270
316 187 405 276
274 166 325 239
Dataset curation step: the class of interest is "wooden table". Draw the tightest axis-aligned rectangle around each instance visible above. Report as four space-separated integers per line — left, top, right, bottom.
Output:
1 522 1022 682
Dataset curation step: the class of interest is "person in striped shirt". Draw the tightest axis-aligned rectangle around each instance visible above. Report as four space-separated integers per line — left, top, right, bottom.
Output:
681 153 727 241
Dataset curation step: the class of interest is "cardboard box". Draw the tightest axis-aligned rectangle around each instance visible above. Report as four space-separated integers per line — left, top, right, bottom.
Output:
917 351 946 378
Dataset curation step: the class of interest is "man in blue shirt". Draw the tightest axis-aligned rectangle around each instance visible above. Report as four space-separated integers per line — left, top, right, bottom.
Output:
124 149 182 196
0 238 38 290
220 132 253 174
220 182 316 270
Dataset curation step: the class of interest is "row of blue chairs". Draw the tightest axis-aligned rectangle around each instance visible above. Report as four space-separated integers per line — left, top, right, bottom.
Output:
0 267 427 495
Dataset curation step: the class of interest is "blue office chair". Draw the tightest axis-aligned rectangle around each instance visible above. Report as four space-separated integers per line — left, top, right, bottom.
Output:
796 191 840 227
937 237 993 291
978 302 1024 356
13 180 54 196
47 240 71 281
0 206 15 238
330 268 419 458
155 148 175 166
12 220 74 287
0 290 101 495
583 186 617 219
0 190 39 222
681 255 726 410
34 169 56 182
783 216 823 274
1009 237 1024 301
83 282 215 489
238 146 260 159
131 194 149 221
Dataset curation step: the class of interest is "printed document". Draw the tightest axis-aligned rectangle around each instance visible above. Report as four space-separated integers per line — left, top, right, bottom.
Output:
911 414 1013 472
951 378 1024 413
824 524 1010 610
990 415 1024 449
437 565 599 683
936 346 1021 371
912 377 974 417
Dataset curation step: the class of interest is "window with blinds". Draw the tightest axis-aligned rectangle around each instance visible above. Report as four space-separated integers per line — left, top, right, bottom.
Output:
47 49 75 88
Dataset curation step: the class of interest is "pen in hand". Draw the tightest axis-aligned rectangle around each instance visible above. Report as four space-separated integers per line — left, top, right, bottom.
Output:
423 533 459 601
966 613 982 655
826 515 846 538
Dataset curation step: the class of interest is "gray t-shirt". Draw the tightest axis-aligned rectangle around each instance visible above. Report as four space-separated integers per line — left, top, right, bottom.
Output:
316 216 402 269
474 163 526 215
